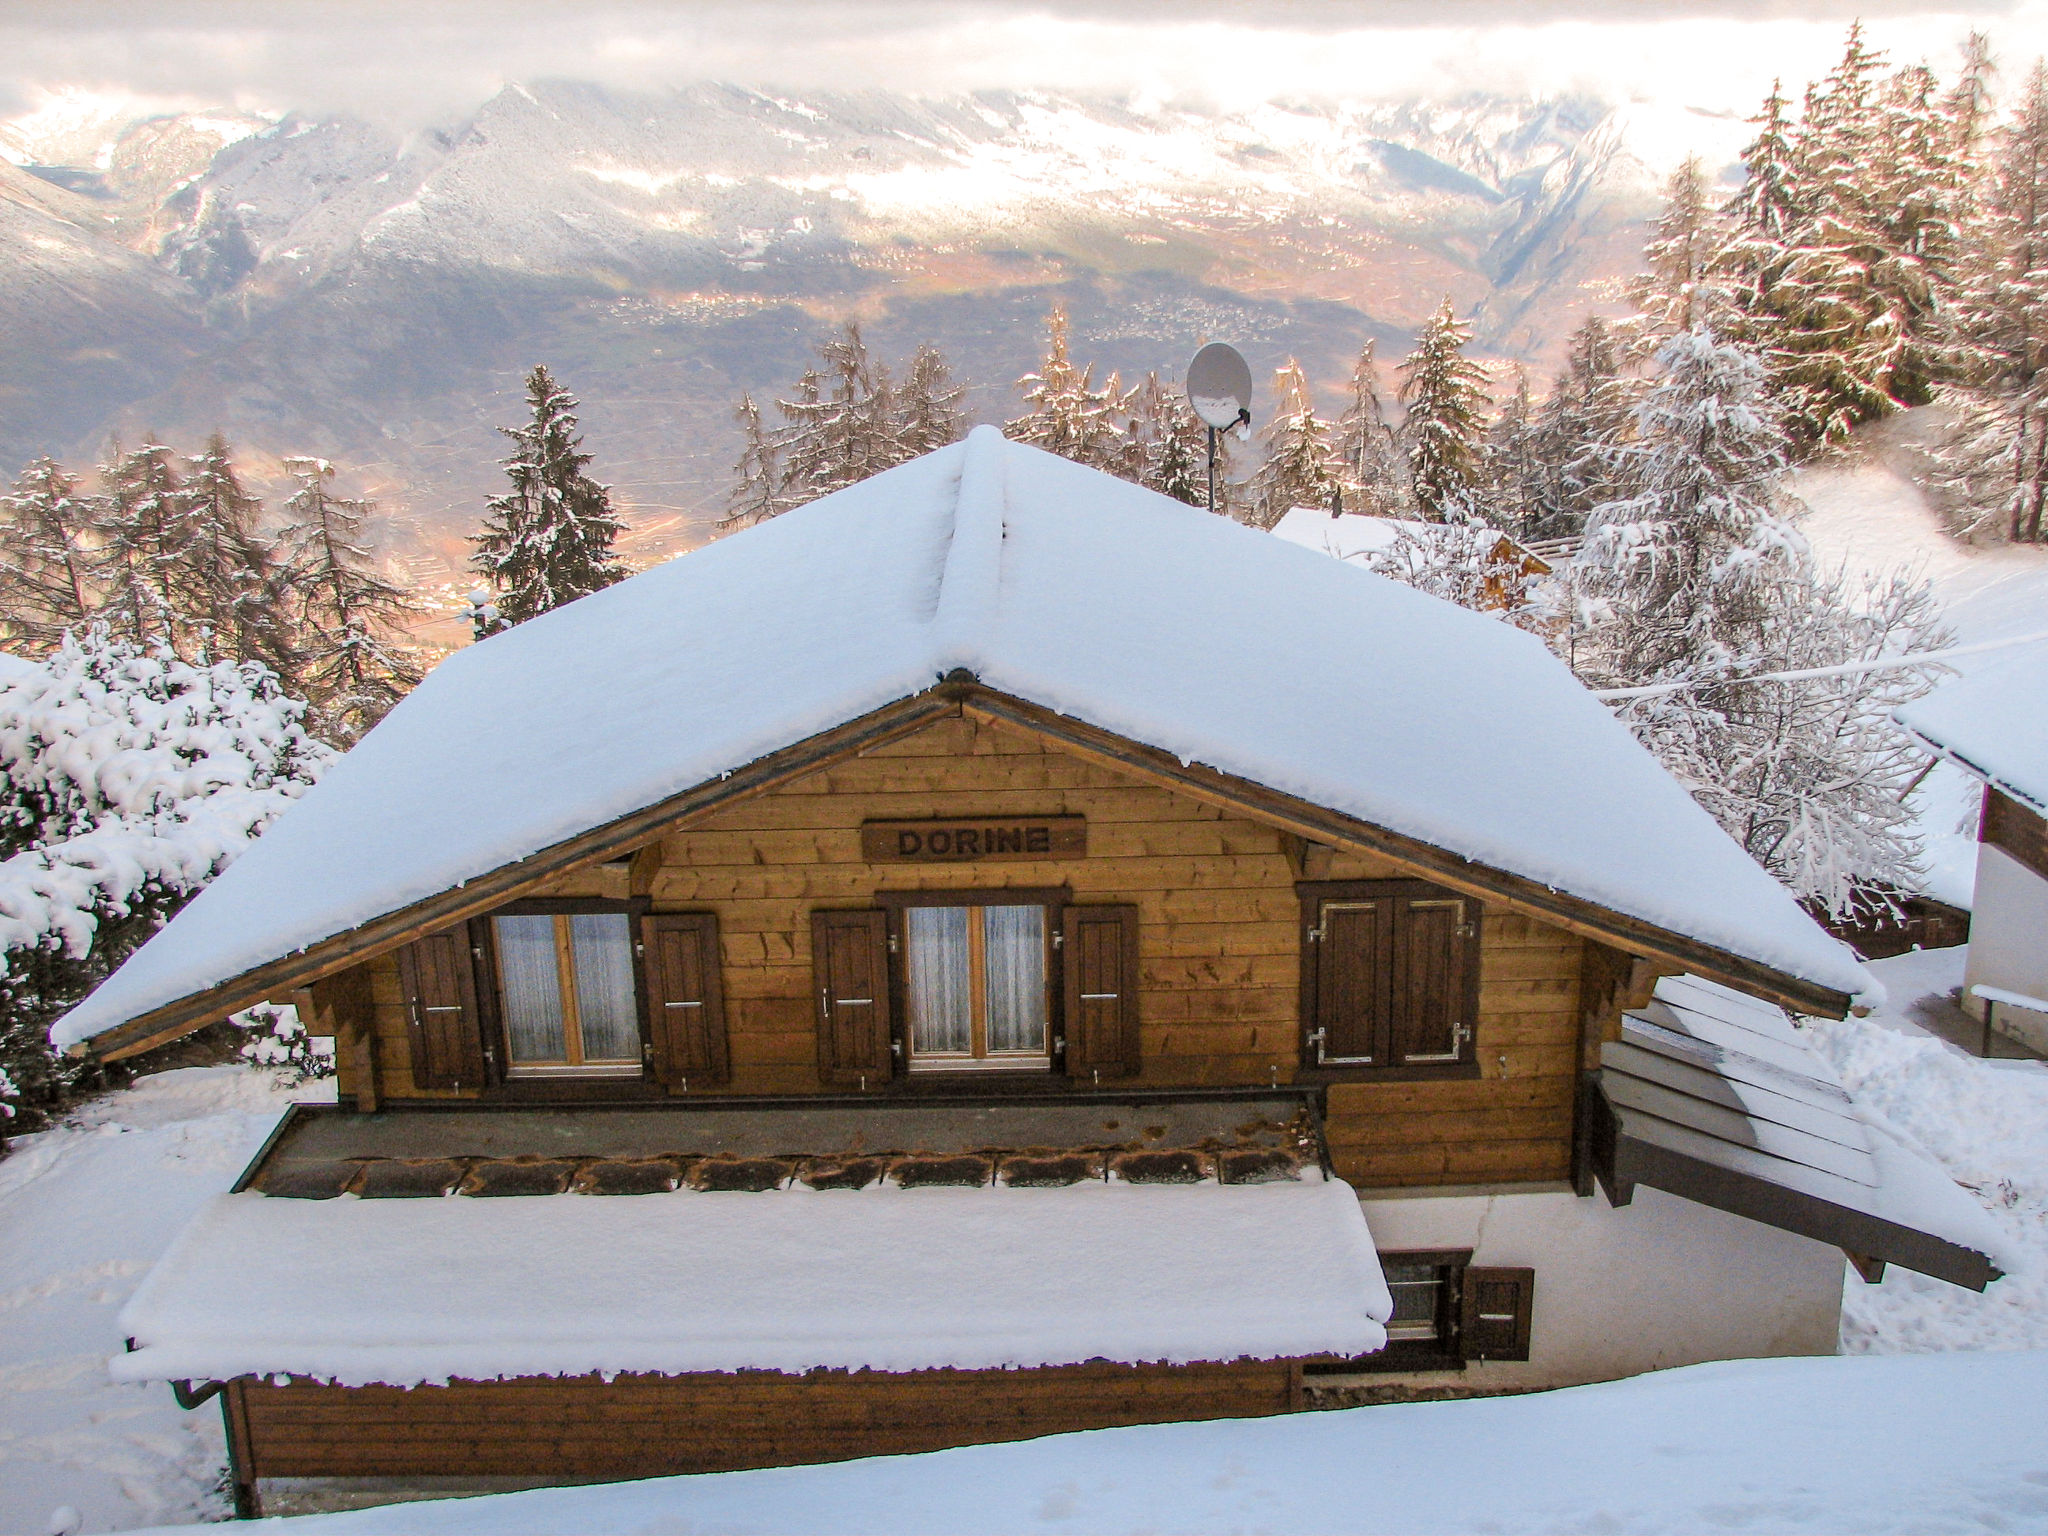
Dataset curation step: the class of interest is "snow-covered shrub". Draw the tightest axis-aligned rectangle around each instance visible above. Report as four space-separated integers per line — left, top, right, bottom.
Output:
233 1003 334 1084
1361 520 1553 630
0 628 330 1126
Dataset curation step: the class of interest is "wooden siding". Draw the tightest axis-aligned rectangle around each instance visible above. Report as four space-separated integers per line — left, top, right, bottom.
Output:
230 1361 1297 1489
338 710 1584 1187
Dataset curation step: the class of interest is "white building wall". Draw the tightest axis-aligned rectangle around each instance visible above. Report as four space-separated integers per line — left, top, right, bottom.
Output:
1353 1183 1844 1392
1962 845 2048 1053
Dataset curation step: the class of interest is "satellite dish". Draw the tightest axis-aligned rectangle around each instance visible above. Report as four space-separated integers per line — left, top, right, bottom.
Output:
1186 342 1253 431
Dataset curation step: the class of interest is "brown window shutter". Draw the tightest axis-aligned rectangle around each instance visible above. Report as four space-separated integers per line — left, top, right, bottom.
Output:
395 925 489 1090
1391 894 1478 1066
1061 904 1140 1080
1306 898 1391 1065
642 913 728 1087
812 910 894 1087
1460 1266 1534 1361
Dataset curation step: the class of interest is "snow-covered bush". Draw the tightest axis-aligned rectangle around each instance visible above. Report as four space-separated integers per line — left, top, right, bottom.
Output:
0 628 330 1125
1362 521 1553 630
232 1003 334 1084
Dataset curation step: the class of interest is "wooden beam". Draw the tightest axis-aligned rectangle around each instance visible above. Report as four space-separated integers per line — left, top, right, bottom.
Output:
958 691 1853 1021
88 692 964 1060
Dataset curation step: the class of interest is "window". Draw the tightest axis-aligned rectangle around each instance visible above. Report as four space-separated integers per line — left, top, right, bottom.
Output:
903 903 1051 1070
1298 879 1481 1072
493 911 643 1077
1303 1251 1533 1374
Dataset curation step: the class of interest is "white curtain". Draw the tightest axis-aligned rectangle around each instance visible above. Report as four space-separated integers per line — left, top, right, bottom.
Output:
494 915 565 1064
571 913 640 1062
983 905 1046 1054
907 905 971 1055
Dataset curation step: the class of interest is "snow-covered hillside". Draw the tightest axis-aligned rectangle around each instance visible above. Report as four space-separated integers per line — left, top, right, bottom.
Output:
1792 425 2048 906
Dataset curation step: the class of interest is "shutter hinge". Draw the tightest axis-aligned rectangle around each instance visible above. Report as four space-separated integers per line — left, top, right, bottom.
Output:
1053 1035 1065 1054
888 932 899 954
891 1039 903 1058
1457 923 1476 939
1306 926 1322 943
1052 931 1063 948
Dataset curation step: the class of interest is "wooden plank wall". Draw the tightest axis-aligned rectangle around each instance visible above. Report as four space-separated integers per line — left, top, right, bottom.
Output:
233 1361 1296 1487
341 711 1584 1186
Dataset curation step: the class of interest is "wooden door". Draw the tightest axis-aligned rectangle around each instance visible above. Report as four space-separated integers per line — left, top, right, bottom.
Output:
1061 904 1140 1080
642 913 728 1087
812 910 894 1086
395 925 489 1089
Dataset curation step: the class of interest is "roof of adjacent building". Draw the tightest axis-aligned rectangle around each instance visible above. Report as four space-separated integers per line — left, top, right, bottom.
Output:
114 1174 1389 1387
56 427 1867 1049
1894 643 2048 816
1270 506 1548 568
1593 975 2008 1290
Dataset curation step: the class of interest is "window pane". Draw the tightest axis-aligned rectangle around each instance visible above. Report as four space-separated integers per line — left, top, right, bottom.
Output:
906 906 971 1055
1381 1261 1445 1343
495 915 565 1064
983 905 1047 1054
571 913 640 1063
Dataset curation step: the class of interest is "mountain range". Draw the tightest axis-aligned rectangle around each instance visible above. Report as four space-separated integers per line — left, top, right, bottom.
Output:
1 82 1749 603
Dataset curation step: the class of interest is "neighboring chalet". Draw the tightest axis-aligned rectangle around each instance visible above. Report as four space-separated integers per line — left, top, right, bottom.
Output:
61 430 2003 1517
1898 646 2048 1053
1271 505 1553 612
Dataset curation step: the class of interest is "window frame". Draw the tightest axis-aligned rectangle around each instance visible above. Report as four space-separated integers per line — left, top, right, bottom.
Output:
1295 878 1483 1081
1303 1247 1473 1376
481 896 653 1082
876 887 1070 1077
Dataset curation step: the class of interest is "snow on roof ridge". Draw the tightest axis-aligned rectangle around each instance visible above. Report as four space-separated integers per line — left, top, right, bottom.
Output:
932 425 1009 669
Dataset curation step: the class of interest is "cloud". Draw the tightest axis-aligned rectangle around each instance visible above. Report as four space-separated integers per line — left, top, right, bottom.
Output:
0 0 2038 137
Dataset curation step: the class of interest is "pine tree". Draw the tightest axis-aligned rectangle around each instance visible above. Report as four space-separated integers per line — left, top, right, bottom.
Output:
96 440 195 652
1527 317 1634 538
720 393 782 532
1245 360 1339 529
1331 339 1408 518
776 322 898 505
1572 328 1945 914
1126 372 1208 506
471 366 628 626
1629 157 1730 344
0 458 98 653
1005 306 1130 471
896 344 967 457
1482 365 1547 537
1397 298 1491 521
183 434 298 681
277 457 423 742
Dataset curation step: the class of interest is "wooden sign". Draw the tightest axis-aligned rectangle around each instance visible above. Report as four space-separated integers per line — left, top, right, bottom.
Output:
862 816 1086 863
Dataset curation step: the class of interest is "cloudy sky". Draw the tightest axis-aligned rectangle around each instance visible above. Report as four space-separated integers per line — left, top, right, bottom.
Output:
0 1 2042 133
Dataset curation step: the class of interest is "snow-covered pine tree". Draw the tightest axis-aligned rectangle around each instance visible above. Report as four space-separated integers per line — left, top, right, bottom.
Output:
1330 338 1407 518
1482 365 1547 537
0 459 98 654
776 322 899 505
720 393 783 531
1005 306 1130 471
183 434 299 684
1397 298 1491 521
470 365 628 626
1127 372 1209 507
1574 327 1945 914
895 343 968 458
1245 360 1339 529
277 458 423 743
1528 317 1633 538
1716 79 1804 355
0 628 329 1125
96 441 197 654
1628 157 1732 345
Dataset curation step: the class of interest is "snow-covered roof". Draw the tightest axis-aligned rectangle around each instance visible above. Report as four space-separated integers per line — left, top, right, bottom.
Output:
1894 643 2048 816
1272 506 1431 561
1597 975 2008 1288
57 427 1867 1048
113 1176 1389 1387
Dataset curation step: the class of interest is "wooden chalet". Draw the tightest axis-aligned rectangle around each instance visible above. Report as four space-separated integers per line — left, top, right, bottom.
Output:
62 429 2003 1517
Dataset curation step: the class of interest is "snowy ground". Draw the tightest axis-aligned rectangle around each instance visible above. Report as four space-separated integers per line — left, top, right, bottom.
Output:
0 1068 331 1536
1810 946 2048 1355
3 951 2044 1534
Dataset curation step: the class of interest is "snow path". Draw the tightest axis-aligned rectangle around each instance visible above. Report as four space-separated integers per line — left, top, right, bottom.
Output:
0 1067 326 1536
1808 947 2048 1355
122 1349 2048 1536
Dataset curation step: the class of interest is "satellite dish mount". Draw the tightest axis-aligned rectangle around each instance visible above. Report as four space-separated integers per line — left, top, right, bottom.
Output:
1185 343 1253 515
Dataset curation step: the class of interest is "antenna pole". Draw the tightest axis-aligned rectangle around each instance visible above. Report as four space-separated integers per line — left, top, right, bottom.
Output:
1207 426 1217 515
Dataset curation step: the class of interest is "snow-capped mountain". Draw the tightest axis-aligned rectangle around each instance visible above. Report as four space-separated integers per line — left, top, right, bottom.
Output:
2 83 1738 579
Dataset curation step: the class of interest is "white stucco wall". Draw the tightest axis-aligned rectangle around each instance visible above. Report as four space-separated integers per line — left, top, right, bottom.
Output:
1963 845 2048 1053
1351 1183 1845 1392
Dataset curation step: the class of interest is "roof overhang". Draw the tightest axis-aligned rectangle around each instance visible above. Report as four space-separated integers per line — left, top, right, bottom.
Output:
75 678 1858 1062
